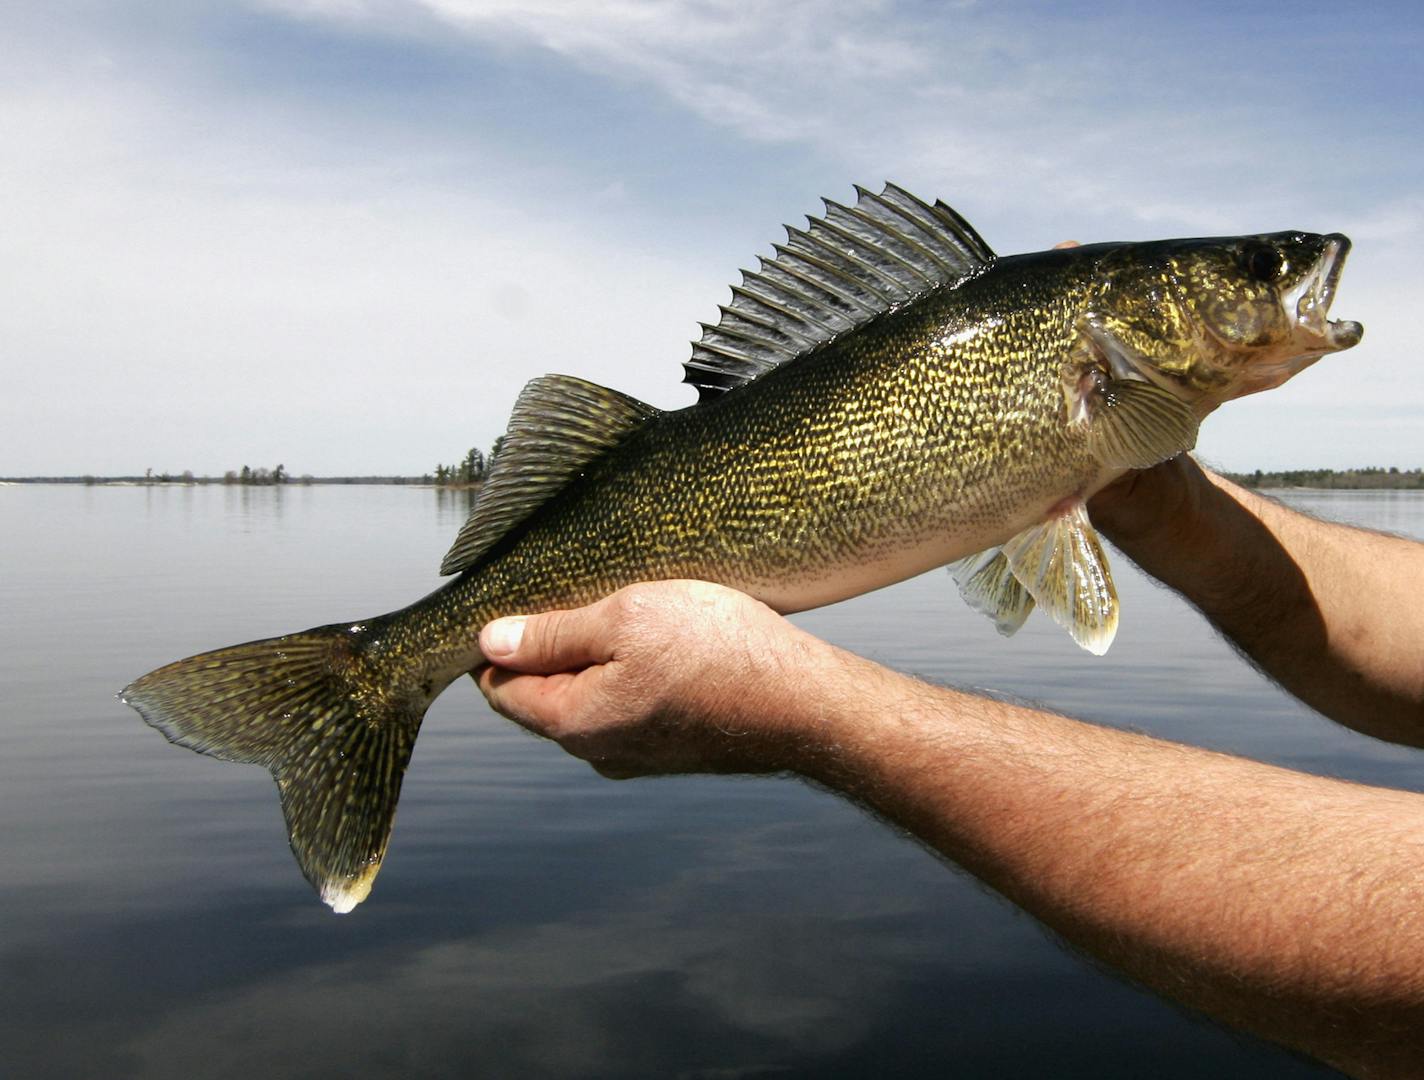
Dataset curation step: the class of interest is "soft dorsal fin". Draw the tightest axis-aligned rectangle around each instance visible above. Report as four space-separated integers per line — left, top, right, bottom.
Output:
439 376 659 575
684 182 995 399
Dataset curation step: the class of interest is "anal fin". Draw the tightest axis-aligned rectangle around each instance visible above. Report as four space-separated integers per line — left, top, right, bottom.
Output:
949 547 1036 637
1001 503 1118 655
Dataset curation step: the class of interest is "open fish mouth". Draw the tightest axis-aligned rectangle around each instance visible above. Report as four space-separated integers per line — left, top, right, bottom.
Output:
1288 234 1363 349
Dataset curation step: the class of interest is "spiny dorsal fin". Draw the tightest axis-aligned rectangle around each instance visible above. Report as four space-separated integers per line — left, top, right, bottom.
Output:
684 183 996 400
440 375 659 575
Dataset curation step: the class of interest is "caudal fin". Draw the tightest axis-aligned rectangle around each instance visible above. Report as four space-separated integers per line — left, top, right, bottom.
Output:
120 623 425 913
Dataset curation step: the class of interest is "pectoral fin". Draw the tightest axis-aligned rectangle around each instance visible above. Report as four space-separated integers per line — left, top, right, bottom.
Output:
1075 320 1199 470
1088 378 1199 470
1001 502 1118 655
949 548 1036 637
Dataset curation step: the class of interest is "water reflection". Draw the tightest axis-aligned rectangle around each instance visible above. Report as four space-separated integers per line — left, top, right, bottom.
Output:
3 483 1407 1078
431 484 478 529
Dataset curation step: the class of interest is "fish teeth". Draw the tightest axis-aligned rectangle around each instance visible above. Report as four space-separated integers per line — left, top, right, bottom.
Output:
1288 240 1337 335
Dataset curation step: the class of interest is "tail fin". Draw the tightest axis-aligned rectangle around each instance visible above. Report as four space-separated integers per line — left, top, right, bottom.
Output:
120 622 425 913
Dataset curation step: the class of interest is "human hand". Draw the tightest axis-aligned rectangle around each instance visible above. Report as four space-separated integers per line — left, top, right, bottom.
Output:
476 580 837 778
1088 453 1213 550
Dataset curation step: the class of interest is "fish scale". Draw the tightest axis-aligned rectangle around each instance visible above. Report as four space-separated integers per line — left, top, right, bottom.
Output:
122 184 1363 911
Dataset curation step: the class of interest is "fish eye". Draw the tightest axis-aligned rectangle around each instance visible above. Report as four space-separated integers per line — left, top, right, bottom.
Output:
1242 244 1286 283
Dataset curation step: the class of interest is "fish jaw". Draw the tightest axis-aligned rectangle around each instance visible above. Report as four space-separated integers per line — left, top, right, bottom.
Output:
1217 234 1363 402
1285 234 1363 351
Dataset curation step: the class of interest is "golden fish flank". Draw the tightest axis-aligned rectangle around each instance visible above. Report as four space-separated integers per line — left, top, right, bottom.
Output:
121 183 1363 912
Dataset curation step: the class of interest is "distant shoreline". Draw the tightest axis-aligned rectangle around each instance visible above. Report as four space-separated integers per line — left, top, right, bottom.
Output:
1221 468 1424 491
0 476 480 488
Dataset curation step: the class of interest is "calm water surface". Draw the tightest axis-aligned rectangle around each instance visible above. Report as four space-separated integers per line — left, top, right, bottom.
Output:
4 484 1421 1078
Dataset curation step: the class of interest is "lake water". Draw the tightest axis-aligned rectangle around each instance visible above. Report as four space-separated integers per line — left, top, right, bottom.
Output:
4 483 1421 1078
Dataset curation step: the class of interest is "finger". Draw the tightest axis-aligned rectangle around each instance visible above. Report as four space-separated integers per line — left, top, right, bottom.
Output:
480 602 617 674
474 665 608 738
1054 240 1081 249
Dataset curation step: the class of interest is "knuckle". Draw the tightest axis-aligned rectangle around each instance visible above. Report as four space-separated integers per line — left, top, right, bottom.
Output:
538 616 568 662
611 585 654 623
606 589 664 655
530 611 564 656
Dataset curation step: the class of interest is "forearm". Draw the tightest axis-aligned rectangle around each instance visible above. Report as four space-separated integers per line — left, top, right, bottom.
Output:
1096 462 1424 745
789 651 1424 1077
478 583 1424 1074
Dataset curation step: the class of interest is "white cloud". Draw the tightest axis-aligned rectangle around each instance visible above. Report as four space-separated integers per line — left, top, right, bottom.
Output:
262 0 946 149
250 0 1413 241
252 0 1422 470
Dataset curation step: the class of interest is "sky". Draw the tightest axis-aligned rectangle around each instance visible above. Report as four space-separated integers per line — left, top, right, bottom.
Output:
2 0 1421 476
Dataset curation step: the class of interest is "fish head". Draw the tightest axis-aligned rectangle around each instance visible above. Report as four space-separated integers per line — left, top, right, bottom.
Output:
1090 232 1363 410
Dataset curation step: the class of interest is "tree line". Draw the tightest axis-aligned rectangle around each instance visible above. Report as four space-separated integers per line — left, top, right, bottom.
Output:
1224 467 1424 490
427 436 505 487
21 459 1424 490
129 465 312 485
224 464 299 485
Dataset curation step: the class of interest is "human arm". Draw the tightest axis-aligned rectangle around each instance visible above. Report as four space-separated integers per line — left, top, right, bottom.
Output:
478 581 1424 1079
1051 224 1424 746
1089 457 1424 747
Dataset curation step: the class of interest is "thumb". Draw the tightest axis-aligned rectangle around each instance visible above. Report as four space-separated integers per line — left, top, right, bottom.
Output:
480 603 615 674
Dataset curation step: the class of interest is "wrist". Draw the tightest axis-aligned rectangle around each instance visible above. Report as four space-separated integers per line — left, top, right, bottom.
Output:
1091 459 1266 617
751 634 871 774
1093 456 1214 556
772 648 948 791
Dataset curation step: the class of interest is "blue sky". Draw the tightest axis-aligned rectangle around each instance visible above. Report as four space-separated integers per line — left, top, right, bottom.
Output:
3 0 1421 474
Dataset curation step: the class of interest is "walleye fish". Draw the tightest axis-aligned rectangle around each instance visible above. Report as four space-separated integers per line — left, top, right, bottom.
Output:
122 183 1363 912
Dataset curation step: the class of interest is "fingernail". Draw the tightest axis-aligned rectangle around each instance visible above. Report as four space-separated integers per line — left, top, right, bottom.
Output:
483 616 525 659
